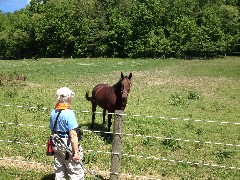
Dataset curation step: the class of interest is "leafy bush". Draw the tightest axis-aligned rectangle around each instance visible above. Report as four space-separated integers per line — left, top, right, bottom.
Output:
169 93 188 106
4 89 18 98
162 137 182 151
216 149 234 162
0 0 239 59
188 90 202 100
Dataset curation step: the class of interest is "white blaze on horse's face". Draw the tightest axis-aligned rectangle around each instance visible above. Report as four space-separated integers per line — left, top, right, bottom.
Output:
121 77 131 100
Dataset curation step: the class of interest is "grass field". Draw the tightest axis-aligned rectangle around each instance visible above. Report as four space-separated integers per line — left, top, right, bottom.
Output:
0 57 240 179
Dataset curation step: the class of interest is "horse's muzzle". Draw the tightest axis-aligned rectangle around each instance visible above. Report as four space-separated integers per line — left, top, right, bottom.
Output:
121 90 129 99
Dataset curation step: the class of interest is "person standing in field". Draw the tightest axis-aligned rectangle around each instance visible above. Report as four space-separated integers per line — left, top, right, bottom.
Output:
49 87 84 180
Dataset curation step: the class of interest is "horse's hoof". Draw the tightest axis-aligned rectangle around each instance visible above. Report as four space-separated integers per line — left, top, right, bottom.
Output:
106 136 111 141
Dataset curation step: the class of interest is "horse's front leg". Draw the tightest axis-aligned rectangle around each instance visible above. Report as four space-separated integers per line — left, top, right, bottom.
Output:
107 114 112 139
102 109 106 127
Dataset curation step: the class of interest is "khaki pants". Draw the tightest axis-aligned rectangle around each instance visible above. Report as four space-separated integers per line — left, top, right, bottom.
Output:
52 138 84 180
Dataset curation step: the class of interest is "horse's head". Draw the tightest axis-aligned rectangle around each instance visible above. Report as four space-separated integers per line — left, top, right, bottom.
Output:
120 72 132 101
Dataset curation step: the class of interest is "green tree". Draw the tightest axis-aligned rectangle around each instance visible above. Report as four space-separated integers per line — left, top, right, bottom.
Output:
0 0 239 59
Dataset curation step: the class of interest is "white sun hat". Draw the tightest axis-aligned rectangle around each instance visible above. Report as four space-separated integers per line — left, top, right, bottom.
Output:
56 87 75 100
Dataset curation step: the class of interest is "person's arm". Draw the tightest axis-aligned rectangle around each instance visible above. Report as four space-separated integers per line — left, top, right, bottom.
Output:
69 129 80 161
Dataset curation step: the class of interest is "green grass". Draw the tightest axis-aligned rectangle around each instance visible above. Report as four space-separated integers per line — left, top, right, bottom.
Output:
0 57 240 179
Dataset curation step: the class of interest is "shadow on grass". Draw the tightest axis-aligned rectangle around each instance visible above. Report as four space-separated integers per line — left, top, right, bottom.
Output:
41 173 106 180
83 122 113 144
42 173 54 180
94 175 107 180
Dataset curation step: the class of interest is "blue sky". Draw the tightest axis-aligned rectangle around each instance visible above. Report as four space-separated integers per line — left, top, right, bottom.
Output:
0 0 30 13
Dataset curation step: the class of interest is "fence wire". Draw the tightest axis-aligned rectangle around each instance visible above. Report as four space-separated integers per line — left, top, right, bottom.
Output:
1 103 240 178
1 103 240 125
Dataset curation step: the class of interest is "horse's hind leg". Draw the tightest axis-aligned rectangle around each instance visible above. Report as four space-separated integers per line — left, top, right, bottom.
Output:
90 102 97 130
102 109 106 127
107 114 112 139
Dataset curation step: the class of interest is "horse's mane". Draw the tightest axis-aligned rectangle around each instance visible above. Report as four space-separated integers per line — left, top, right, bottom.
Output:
113 78 122 92
113 75 129 89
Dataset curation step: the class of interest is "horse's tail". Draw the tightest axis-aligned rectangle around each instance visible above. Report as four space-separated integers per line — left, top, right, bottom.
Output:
85 91 92 101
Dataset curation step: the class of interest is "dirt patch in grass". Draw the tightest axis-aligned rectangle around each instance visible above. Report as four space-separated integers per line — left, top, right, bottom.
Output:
0 157 163 179
132 67 237 96
133 67 173 86
0 157 52 173
26 82 43 88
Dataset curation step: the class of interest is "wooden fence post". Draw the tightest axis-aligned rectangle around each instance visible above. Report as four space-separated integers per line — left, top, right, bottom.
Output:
110 110 124 180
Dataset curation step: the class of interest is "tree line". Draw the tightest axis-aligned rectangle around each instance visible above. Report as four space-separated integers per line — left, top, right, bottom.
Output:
0 0 239 59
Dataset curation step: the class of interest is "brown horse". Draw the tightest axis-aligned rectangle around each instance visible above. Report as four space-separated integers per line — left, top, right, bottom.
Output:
86 72 132 136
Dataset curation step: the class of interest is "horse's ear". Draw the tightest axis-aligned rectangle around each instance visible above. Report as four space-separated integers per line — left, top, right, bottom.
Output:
128 73 132 80
121 72 124 79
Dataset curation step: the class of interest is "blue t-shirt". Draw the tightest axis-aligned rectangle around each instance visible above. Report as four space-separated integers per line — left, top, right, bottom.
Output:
49 108 78 137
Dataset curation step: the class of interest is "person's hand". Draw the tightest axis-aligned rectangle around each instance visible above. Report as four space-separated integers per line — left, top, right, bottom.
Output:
73 152 80 162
